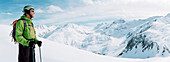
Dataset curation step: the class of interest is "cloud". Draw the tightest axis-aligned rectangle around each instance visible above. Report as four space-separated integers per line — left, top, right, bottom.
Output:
35 5 64 14
82 0 94 4
35 9 44 13
47 5 64 13
82 0 105 5
0 13 12 15
77 0 170 20
36 0 170 25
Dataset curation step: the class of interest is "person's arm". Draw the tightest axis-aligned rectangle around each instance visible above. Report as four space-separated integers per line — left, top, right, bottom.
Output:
15 20 30 46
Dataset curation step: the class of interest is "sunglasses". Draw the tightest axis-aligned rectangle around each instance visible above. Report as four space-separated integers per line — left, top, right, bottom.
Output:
31 10 34 12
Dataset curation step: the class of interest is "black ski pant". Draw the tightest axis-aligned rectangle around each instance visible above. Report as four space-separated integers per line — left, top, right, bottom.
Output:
18 44 35 62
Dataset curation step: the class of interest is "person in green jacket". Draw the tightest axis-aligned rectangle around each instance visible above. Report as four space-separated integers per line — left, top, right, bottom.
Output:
15 5 42 62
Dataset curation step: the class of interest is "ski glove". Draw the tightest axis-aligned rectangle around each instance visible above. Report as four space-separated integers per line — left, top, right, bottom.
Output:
37 41 42 47
29 40 35 47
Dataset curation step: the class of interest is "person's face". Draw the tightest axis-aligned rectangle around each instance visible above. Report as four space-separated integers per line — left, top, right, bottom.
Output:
30 9 35 18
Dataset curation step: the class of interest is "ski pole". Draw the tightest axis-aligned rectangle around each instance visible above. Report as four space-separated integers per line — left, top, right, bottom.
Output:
32 47 35 62
39 47 42 62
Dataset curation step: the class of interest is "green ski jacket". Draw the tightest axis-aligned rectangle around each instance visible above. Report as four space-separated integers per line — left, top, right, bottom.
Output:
15 15 38 46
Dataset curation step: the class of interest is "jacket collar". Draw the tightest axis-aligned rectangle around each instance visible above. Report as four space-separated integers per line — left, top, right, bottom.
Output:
20 14 33 24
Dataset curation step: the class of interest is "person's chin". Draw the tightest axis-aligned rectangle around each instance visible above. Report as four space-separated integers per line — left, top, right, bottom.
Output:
32 15 34 18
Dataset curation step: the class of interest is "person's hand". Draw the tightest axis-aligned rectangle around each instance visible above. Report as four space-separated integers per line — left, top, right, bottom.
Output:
37 41 42 47
29 41 35 47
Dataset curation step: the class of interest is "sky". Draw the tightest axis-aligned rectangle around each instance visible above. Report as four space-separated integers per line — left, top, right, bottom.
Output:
0 0 170 26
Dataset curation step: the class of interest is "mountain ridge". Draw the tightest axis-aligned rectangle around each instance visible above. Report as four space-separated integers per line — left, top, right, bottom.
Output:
35 13 170 58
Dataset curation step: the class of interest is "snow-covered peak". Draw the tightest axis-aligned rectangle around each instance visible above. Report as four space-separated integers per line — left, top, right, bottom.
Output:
35 25 58 37
35 25 48 29
119 15 170 58
113 19 125 24
94 19 125 30
42 24 94 46
63 23 80 28
165 13 170 18
35 25 57 29
157 13 170 24
61 23 93 33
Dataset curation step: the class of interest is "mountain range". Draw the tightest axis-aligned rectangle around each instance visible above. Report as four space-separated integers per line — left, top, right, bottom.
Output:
35 13 170 59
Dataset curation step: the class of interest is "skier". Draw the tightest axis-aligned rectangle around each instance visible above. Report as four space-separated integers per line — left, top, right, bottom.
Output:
15 5 42 62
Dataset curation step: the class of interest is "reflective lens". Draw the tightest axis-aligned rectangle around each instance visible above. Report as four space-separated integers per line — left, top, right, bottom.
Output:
31 10 34 12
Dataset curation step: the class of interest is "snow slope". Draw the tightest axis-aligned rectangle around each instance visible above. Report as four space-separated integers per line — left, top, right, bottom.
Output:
0 24 18 62
1 24 170 62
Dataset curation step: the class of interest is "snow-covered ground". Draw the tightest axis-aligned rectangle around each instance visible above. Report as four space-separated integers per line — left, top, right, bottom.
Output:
1 21 170 62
